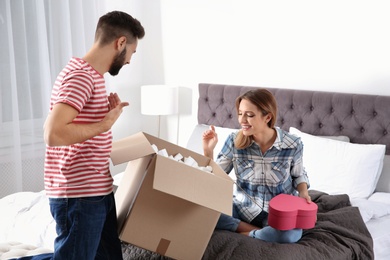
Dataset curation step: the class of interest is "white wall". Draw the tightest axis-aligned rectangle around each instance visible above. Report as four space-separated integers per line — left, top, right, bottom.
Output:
104 1 172 142
105 0 390 173
103 1 177 174
159 0 390 145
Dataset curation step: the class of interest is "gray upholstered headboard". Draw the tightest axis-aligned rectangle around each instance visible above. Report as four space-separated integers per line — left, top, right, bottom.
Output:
198 83 390 155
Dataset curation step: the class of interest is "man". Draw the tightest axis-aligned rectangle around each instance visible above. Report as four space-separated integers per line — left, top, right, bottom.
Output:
43 11 145 259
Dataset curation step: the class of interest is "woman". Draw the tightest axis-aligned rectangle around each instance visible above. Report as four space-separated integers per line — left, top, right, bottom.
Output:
202 88 311 243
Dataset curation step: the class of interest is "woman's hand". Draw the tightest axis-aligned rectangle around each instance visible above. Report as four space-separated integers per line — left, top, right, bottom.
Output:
299 191 312 203
297 183 312 203
202 125 218 159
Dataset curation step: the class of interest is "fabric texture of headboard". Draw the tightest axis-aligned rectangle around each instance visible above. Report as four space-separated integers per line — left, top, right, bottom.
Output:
198 83 390 155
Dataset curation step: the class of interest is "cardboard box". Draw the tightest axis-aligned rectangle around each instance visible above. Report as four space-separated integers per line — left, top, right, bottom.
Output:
268 194 318 230
111 132 233 260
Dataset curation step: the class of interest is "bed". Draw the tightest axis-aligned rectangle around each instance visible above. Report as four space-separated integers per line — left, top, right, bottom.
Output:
186 83 390 260
1 83 390 260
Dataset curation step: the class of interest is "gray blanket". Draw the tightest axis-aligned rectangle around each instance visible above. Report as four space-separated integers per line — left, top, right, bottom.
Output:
202 190 373 260
122 190 374 260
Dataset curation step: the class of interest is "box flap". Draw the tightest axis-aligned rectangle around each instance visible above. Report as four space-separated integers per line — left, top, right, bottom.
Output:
115 155 153 231
111 132 156 165
152 155 233 215
208 160 234 182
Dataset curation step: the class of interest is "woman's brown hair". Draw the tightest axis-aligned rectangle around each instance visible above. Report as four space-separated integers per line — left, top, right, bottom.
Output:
234 89 278 149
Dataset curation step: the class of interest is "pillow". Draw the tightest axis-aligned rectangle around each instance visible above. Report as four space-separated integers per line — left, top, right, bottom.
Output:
375 155 390 193
318 135 350 142
186 124 208 154
289 127 386 199
368 192 390 205
186 124 238 180
186 124 238 158
350 198 390 222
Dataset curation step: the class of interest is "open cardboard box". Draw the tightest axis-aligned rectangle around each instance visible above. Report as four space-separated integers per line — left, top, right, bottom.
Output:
111 132 233 260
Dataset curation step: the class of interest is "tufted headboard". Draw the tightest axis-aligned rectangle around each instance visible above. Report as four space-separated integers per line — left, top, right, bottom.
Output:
198 83 390 155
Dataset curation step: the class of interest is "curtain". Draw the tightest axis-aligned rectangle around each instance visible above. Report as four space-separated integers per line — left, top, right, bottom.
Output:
0 0 107 198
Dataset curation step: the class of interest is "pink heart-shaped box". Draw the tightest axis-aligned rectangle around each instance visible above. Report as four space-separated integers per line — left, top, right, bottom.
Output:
268 194 318 230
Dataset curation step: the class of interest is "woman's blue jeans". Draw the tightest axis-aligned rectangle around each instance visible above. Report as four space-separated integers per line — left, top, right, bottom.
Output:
216 207 303 243
49 192 123 260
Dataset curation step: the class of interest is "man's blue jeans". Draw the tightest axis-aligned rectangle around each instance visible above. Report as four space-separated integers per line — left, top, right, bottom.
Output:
49 192 123 260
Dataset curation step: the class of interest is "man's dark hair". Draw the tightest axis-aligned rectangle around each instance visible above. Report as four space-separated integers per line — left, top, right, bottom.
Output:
95 11 145 45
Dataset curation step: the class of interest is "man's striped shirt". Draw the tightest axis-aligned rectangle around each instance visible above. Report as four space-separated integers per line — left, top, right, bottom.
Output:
44 57 113 198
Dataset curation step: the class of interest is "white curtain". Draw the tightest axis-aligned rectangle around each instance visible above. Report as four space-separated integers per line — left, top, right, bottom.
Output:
0 0 107 198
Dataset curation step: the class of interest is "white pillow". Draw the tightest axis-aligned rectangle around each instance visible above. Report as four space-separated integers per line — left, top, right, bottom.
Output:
289 127 386 199
368 192 390 205
350 198 390 222
186 124 238 158
186 124 238 180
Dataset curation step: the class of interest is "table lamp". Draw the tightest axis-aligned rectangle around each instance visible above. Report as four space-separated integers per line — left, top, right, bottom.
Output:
141 85 178 138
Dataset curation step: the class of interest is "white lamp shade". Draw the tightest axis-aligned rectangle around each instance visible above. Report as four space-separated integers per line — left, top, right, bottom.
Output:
141 85 178 115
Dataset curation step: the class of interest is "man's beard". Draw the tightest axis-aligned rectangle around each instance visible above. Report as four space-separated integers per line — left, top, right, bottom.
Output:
108 48 126 76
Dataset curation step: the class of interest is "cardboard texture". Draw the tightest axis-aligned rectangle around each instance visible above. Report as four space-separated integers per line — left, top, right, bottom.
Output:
111 132 233 260
268 194 318 230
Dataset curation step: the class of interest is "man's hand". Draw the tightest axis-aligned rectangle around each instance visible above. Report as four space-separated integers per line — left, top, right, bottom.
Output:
105 92 129 126
108 92 129 111
44 92 129 147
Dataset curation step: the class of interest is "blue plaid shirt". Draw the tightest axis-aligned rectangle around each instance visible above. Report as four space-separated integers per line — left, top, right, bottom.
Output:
216 127 310 223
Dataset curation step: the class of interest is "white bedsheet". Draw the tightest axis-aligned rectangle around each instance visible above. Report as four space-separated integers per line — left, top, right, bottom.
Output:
0 191 55 251
0 241 52 260
366 215 390 260
351 192 390 260
0 172 124 253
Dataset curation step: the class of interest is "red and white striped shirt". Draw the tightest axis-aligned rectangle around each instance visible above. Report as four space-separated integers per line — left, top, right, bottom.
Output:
44 57 114 198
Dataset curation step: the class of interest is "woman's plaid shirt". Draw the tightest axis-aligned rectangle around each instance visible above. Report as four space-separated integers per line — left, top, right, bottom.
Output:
215 127 310 223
